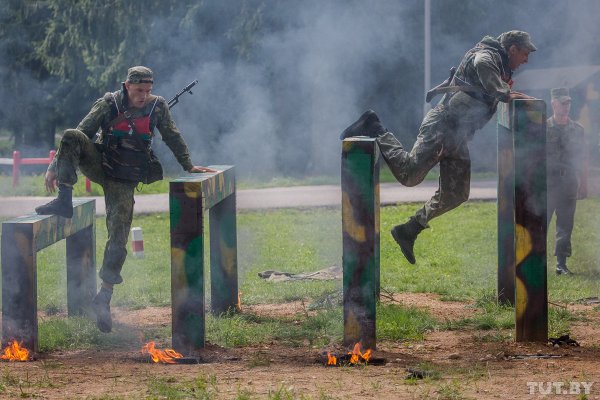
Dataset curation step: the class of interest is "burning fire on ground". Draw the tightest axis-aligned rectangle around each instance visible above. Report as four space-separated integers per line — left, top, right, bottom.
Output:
1 340 31 361
326 342 372 366
236 291 243 312
142 341 184 364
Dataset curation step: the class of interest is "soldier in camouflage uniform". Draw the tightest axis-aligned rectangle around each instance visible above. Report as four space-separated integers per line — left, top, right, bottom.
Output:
547 87 587 275
35 66 215 332
340 31 536 264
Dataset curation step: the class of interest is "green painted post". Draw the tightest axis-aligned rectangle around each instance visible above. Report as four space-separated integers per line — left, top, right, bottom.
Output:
1 223 37 352
169 166 237 353
170 181 205 354
497 100 548 342
341 137 380 350
210 193 238 315
497 102 516 305
66 224 96 316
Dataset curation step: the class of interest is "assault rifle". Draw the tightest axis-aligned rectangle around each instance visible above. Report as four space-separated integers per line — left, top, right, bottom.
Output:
168 80 198 109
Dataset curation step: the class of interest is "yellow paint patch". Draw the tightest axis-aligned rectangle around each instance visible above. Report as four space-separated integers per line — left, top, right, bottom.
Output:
342 192 366 243
15 231 33 260
171 247 187 282
515 276 527 320
345 310 360 340
219 238 237 276
184 182 201 198
525 111 544 124
515 224 532 265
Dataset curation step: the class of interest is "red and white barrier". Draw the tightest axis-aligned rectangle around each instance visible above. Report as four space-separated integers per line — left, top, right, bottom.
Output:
131 227 145 258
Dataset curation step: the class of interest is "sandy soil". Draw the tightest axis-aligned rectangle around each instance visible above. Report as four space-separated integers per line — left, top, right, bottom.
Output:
2 292 600 399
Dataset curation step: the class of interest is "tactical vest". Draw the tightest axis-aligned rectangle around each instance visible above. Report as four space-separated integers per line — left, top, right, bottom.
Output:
100 92 163 184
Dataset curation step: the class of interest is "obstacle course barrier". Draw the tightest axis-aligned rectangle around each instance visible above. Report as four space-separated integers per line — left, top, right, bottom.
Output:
497 99 548 342
169 166 238 354
341 138 380 350
1 199 96 353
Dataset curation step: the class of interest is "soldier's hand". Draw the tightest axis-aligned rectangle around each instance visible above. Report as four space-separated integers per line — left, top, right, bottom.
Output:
509 91 536 100
189 165 218 173
44 170 58 193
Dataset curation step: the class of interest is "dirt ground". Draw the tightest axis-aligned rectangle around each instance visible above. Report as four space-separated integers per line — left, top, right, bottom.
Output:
2 293 600 399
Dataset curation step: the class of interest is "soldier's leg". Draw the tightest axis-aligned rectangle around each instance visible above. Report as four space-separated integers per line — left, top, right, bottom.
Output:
98 179 136 285
554 196 576 263
54 129 102 184
93 178 136 332
377 106 446 187
36 129 103 218
413 143 470 227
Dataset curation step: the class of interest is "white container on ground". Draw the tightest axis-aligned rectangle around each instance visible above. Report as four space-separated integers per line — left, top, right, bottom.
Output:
131 227 144 258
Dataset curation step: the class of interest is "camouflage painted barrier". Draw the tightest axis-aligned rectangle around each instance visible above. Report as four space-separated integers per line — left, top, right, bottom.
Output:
497 99 548 342
1 199 96 353
169 166 237 354
341 138 380 350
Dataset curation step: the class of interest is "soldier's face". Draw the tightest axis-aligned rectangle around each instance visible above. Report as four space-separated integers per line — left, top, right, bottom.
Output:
507 45 531 70
552 99 571 118
125 82 153 108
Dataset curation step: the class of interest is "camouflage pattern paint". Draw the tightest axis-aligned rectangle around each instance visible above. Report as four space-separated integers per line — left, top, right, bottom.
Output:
497 100 548 342
1 199 96 353
342 138 380 350
170 166 237 353
497 102 516 305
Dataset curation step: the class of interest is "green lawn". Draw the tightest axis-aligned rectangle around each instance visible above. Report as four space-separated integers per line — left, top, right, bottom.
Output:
2 199 599 351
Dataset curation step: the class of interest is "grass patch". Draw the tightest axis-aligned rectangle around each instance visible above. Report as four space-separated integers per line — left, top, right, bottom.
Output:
2 198 600 353
377 304 437 341
146 375 219 399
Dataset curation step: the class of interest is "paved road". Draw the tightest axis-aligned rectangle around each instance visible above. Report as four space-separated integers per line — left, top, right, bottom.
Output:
0 180 497 218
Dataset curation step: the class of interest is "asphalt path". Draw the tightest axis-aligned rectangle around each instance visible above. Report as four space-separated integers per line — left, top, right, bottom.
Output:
0 180 496 218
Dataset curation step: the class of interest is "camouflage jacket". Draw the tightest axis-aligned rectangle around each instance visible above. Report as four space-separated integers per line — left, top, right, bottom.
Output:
50 89 194 172
443 36 512 132
547 117 587 190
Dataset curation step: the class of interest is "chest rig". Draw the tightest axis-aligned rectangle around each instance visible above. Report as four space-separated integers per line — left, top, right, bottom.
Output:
100 91 163 184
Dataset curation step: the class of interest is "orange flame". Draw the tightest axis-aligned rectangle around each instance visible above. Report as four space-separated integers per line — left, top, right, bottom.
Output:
141 341 183 364
236 291 243 311
327 352 337 365
348 342 371 364
325 343 372 366
1 340 30 361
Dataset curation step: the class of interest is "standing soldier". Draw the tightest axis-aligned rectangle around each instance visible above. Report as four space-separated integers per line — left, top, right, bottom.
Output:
340 31 536 264
35 66 216 332
547 87 587 275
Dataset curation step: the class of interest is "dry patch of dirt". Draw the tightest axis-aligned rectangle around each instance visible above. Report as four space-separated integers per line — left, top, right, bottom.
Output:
3 299 600 399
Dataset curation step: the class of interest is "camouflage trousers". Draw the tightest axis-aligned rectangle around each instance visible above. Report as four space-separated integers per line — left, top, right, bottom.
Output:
377 105 471 227
547 178 577 258
56 129 137 285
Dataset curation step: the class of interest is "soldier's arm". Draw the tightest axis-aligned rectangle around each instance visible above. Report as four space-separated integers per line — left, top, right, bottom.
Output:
48 98 109 173
473 52 511 102
76 98 111 139
154 97 195 172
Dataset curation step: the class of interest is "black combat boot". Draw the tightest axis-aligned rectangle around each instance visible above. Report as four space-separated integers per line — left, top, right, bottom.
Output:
35 184 73 218
340 110 387 140
556 255 572 275
92 286 113 333
391 217 426 264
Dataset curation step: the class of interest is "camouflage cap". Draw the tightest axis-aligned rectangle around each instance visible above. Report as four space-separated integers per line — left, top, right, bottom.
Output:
551 87 572 102
498 30 537 52
126 66 154 84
